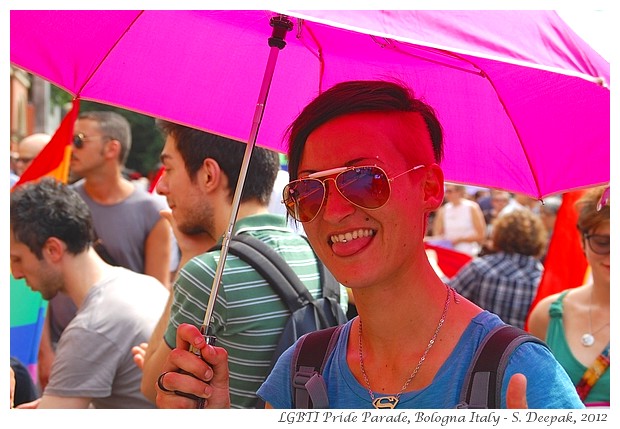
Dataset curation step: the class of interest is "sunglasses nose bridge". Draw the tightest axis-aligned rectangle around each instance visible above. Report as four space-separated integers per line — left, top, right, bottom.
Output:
322 176 336 192
320 175 361 216
322 176 346 202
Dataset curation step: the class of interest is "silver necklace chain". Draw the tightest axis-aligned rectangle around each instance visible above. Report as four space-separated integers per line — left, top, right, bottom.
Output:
358 286 456 409
581 287 610 347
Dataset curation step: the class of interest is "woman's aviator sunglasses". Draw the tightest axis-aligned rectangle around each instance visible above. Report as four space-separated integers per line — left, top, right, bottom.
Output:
283 164 425 223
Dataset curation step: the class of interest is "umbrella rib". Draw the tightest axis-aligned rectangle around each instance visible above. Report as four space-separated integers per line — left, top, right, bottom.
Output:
76 11 145 96
375 38 486 77
384 38 543 198
477 69 542 198
295 19 325 93
444 49 543 198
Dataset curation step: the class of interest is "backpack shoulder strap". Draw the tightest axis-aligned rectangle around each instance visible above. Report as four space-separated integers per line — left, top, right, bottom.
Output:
291 324 343 409
232 234 338 327
213 234 315 312
457 324 547 409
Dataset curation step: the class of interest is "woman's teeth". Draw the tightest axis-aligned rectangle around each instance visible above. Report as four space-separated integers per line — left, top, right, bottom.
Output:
331 229 375 244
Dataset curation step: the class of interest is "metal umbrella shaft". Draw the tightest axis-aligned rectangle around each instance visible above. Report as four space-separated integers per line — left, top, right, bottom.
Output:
197 14 294 347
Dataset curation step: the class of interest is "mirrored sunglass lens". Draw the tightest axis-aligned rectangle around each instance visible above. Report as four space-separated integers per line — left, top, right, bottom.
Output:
72 135 84 148
336 167 390 208
284 180 325 222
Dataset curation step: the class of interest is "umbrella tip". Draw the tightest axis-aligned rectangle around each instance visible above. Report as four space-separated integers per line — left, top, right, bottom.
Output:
594 76 609 88
269 15 294 49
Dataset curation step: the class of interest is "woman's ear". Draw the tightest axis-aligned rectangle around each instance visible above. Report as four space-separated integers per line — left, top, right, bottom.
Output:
422 163 444 211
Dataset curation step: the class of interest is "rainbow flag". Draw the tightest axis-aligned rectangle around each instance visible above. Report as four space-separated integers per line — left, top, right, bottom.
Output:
10 275 48 381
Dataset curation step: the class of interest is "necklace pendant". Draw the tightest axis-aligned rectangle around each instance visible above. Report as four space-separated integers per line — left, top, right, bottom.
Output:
581 333 595 347
372 396 399 409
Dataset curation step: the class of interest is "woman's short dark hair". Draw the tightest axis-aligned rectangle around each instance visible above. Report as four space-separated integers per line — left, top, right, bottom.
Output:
286 80 444 181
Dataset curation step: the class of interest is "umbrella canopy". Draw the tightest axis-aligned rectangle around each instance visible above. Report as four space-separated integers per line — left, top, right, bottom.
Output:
10 10 610 199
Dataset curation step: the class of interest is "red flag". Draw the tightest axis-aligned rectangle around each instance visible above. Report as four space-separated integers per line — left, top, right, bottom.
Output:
424 242 473 278
12 99 80 189
148 165 164 194
524 190 588 331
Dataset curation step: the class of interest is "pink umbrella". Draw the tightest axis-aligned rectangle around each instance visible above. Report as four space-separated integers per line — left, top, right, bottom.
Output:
11 9 610 350
11 10 609 199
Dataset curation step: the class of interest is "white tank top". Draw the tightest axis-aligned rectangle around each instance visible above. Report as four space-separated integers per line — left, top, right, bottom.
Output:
442 200 480 256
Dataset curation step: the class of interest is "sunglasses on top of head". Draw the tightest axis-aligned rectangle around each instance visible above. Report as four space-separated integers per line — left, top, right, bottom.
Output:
72 133 110 149
282 164 425 223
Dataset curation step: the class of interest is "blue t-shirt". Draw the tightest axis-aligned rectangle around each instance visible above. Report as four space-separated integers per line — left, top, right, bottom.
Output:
257 311 584 409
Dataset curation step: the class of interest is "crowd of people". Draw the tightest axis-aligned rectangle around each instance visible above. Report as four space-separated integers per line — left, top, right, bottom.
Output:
9 79 609 409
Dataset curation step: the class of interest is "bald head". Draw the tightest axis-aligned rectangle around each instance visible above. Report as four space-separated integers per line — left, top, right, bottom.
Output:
15 133 51 175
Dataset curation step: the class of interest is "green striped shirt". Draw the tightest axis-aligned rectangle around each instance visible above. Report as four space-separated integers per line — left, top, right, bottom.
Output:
164 213 347 408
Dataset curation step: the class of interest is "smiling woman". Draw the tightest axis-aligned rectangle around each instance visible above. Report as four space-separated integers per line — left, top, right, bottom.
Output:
527 186 610 407
153 79 586 410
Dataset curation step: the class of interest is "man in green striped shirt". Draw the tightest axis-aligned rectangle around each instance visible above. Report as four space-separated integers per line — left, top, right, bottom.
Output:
139 122 346 408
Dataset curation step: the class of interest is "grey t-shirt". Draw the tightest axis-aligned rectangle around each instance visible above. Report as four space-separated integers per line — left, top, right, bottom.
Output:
47 181 168 345
44 266 168 408
72 180 167 273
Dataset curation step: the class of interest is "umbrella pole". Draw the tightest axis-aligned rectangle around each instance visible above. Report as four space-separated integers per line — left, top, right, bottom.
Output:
198 14 293 347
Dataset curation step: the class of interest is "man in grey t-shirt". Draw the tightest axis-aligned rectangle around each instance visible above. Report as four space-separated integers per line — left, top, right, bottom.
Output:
38 110 172 391
11 179 167 408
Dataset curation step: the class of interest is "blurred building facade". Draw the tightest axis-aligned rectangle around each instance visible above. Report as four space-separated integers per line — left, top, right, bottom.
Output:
10 66 61 151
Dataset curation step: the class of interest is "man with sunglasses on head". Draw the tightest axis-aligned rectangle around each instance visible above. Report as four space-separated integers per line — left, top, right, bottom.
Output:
37 111 172 392
528 186 610 407
137 122 347 408
154 80 583 409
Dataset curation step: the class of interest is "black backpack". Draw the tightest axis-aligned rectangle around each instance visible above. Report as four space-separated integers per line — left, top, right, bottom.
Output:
209 233 348 407
290 323 547 409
